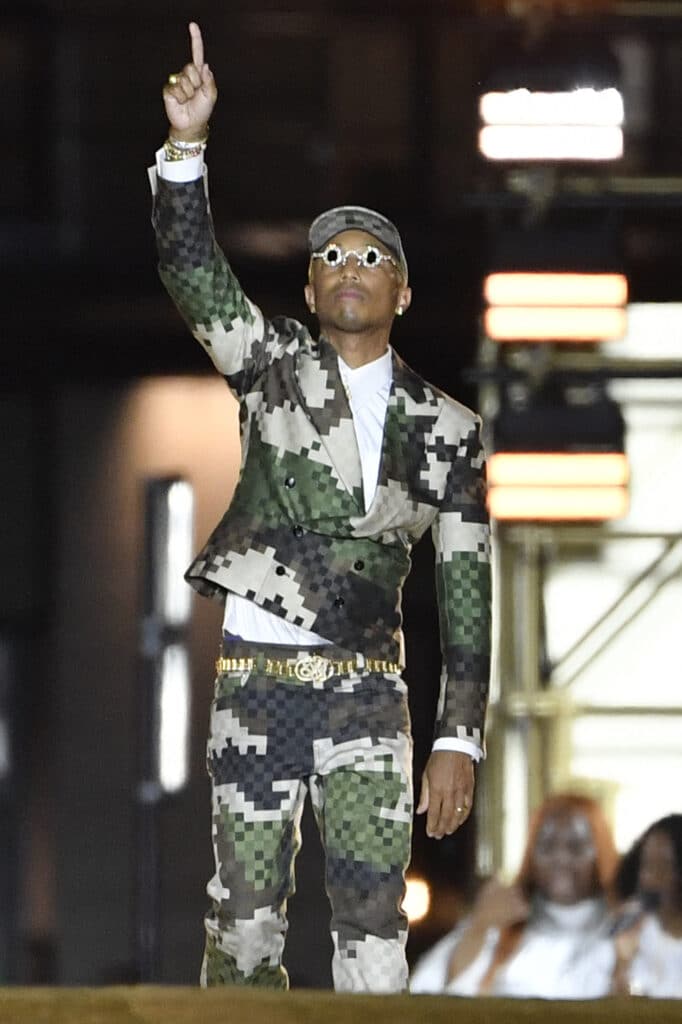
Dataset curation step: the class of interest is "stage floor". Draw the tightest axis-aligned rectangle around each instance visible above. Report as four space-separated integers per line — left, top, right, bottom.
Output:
0 987 680 1024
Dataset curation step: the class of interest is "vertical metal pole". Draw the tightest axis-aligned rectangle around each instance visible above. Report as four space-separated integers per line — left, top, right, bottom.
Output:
135 653 162 982
134 484 164 983
486 526 547 877
474 521 504 878
0 637 16 982
515 528 545 812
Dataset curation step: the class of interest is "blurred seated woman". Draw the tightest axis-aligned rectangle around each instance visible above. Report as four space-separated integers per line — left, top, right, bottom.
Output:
611 813 682 997
410 793 618 997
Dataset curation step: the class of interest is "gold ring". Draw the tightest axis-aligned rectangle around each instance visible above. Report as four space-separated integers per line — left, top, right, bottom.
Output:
168 74 180 86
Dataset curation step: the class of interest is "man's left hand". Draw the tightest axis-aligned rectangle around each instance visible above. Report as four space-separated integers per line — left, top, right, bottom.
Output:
416 750 474 839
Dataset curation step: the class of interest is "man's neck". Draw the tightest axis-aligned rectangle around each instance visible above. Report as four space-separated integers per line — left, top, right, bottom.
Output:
322 329 390 369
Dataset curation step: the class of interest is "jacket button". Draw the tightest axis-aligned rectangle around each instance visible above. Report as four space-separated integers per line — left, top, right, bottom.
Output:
275 565 286 576
285 476 296 488
333 596 345 608
354 559 365 571
292 524 304 538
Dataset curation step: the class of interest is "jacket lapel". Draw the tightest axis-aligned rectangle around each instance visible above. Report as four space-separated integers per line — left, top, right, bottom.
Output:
294 336 364 508
351 350 443 532
378 350 442 492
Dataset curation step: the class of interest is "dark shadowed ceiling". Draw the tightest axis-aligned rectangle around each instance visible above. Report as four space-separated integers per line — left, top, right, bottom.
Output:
3 0 682 393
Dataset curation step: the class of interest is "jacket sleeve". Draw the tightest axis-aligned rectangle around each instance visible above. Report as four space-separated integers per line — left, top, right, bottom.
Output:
431 417 492 749
151 172 281 397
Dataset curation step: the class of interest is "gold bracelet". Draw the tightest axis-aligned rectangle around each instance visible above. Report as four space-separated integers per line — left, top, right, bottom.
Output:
163 138 205 162
168 132 209 149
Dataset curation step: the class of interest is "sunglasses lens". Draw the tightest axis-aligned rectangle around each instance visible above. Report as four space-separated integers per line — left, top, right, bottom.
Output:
325 246 342 266
364 247 381 267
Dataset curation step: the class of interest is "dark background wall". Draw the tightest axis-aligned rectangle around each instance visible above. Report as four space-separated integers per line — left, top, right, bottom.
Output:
1 0 681 987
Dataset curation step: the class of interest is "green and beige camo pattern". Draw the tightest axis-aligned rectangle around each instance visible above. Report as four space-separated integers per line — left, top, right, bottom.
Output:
152 174 491 747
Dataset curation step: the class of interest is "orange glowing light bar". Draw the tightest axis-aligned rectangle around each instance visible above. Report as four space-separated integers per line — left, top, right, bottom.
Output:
487 453 629 521
488 452 629 487
484 273 628 308
488 485 629 521
484 306 627 342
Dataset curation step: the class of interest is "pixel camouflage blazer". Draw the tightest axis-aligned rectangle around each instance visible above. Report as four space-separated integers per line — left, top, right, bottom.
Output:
152 173 491 747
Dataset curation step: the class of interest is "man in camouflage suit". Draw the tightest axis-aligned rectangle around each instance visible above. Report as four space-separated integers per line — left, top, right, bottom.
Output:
150 23 491 993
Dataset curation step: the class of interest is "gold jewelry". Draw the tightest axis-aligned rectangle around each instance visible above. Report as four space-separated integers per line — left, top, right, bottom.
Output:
167 74 180 86
216 653 401 683
395 306 404 316
163 137 206 162
169 131 209 149
456 806 464 813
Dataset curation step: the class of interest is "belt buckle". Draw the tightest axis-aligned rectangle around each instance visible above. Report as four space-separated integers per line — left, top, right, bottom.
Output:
293 654 334 684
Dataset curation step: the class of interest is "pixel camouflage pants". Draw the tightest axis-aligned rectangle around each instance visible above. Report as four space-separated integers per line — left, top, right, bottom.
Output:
201 638 413 992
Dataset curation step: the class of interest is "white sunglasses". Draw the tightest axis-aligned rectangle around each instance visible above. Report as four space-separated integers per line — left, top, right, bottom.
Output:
311 243 400 272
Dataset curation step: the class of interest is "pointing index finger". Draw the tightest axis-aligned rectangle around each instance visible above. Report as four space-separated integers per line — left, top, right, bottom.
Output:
189 21 204 69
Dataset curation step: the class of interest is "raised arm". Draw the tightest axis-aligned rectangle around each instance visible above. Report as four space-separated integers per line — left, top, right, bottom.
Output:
152 24 278 395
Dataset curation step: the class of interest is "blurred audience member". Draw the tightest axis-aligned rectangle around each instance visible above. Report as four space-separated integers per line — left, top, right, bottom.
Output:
410 793 618 997
611 813 682 997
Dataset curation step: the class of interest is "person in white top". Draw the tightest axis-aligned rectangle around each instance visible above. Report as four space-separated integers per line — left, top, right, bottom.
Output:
611 813 682 997
410 793 618 998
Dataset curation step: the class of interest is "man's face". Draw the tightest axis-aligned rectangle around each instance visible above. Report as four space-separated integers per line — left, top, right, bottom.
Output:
530 810 598 905
304 229 411 337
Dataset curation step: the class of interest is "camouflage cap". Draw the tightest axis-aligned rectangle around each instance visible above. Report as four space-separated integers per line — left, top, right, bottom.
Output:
308 205 408 279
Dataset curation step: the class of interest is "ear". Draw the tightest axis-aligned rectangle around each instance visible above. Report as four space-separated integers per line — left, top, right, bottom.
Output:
395 284 412 317
304 282 316 314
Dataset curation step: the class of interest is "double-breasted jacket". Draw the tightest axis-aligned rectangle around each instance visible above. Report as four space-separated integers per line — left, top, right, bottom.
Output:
152 174 491 746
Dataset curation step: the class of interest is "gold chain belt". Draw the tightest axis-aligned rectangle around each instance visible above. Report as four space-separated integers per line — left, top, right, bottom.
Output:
215 653 401 685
